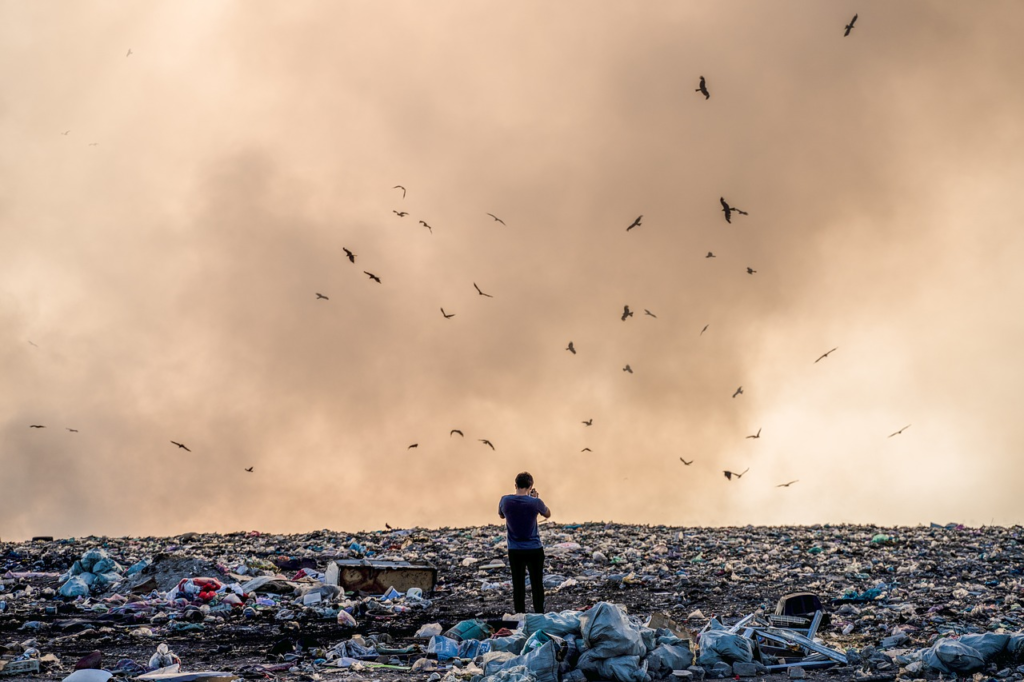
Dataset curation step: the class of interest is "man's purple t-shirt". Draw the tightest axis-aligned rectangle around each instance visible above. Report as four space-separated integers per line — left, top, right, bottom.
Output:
499 495 546 550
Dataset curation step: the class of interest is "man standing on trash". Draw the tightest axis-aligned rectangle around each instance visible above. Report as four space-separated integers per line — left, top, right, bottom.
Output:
498 472 551 614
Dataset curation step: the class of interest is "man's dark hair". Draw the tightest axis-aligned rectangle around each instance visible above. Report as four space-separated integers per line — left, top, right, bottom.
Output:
515 472 534 490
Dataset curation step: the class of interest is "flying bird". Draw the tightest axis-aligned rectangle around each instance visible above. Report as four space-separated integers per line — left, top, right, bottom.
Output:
171 441 191 452
28 340 39 347
581 448 592 452
566 341 576 354
621 305 633 321
393 211 408 217
479 439 495 450
62 130 70 136
342 248 356 263
582 419 592 426
844 13 858 36
316 293 329 300
623 364 633 373
29 424 45 428
393 185 406 198
706 252 716 258
746 428 761 439
88 142 98 146
733 386 743 398
473 282 493 298
419 220 432 233
245 467 254 473
408 443 418 449
679 458 693 466
66 428 79 433
720 197 748 224
644 309 657 318
450 429 464 437
888 424 911 438
700 324 709 336
441 308 455 319
126 48 133 57
626 215 642 231
776 480 799 488
364 271 381 283
696 76 709 99
486 213 505 225
815 347 838 363
746 267 757 275
723 468 749 481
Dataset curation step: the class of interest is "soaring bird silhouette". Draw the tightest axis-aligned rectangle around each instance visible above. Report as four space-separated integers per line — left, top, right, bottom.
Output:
581 448 592 452
62 130 70 136
679 458 693 465
29 424 45 428
720 197 748 223
450 429 464 437
486 213 505 225
88 142 98 146
844 13 858 36
706 251 716 258
393 211 408 217
623 364 633 374
701 324 709 336
245 467 254 473
888 424 911 438
626 215 642 231
776 480 799 488
566 341 576 354
441 308 455 319
723 468 749 481
408 443 418 449
746 267 757 275
733 386 743 398
419 220 432 233
394 185 406 198
696 76 710 99
66 428 79 433
746 428 761 439
473 283 493 298
316 293 329 300
644 309 657 318
364 271 381 283
126 48 133 57
582 419 593 426
171 441 191 452
342 248 356 263
479 439 495 450
621 305 633 321
815 348 838 363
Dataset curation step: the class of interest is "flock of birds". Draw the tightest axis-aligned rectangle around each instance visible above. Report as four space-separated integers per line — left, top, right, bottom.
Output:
24 10 904 503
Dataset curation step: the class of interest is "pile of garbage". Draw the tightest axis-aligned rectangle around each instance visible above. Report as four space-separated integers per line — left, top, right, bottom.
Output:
58 549 124 598
2 522 1024 679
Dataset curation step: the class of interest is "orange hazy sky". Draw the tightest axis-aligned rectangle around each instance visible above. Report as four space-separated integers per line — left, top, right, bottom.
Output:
3 1 1024 539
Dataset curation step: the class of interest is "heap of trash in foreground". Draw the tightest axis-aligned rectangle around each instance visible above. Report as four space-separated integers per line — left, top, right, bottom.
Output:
2 522 1023 681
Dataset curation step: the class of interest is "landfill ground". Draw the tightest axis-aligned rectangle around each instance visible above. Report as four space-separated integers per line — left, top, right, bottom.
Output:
2 522 1024 681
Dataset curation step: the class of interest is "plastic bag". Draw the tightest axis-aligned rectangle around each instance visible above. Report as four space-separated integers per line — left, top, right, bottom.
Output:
577 650 650 682
485 640 561 682
524 610 583 637
922 638 985 674
59 576 91 598
646 643 694 678
580 602 647 658
697 630 753 666
148 643 181 671
427 635 459 661
959 633 1009 660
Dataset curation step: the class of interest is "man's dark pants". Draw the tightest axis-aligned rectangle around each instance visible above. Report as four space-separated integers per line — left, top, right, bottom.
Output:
508 547 545 613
